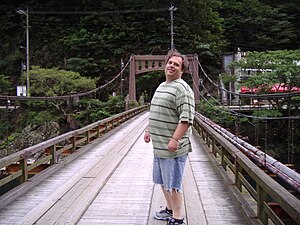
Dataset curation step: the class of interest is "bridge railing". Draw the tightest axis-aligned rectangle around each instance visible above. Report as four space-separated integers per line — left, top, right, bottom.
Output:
0 105 148 208
193 113 300 225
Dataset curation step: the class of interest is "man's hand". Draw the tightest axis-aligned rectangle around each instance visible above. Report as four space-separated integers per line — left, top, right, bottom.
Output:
144 130 151 143
168 138 179 152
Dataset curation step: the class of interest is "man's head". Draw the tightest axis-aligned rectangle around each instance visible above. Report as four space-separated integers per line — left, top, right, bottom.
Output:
164 50 189 82
165 51 189 72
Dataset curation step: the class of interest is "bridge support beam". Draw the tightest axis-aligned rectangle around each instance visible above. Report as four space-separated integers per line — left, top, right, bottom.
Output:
129 55 136 101
129 54 199 103
188 54 199 103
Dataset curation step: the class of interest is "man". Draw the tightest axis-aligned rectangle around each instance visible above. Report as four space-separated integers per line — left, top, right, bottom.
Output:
144 50 195 225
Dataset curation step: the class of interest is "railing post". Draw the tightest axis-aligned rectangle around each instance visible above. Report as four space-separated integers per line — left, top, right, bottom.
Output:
72 136 76 153
207 133 211 148
50 145 57 165
205 130 208 142
105 122 108 133
20 158 28 183
221 146 226 170
86 130 90 144
97 124 100 138
257 186 268 224
235 161 242 191
211 138 216 155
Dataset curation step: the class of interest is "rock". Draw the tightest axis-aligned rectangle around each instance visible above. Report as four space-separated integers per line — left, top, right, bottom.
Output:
1 122 60 157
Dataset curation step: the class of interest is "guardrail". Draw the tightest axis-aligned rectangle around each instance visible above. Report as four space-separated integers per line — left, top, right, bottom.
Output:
193 112 300 225
0 105 148 208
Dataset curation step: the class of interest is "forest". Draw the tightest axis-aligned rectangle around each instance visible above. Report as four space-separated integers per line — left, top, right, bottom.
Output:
1 0 299 91
0 0 299 163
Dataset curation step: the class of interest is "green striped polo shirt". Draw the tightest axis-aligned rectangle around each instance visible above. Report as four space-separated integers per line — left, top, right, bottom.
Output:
149 78 195 158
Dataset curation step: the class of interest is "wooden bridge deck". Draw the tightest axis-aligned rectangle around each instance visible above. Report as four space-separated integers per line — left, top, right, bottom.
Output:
0 112 247 225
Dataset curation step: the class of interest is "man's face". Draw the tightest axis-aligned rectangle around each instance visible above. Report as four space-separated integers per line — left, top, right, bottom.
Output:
165 56 183 82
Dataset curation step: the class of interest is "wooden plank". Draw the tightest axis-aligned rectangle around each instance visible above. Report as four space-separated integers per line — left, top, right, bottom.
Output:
57 123 149 224
18 156 103 225
17 113 149 225
191 131 254 225
31 113 149 225
147 184 166 225
78 127 153 225
33 178 93 224
0 163 63 209
183 157 208 225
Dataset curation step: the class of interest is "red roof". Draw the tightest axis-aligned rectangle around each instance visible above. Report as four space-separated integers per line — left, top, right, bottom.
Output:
241 83 300 93
240 86 258 93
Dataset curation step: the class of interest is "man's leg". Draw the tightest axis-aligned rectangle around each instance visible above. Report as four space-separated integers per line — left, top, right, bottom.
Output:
161 185 172 210
163 188 184 219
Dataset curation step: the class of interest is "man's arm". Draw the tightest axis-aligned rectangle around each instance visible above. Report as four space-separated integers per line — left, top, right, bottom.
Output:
168 122 191 152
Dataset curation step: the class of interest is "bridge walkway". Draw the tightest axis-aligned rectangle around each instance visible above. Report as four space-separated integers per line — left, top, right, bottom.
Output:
0 112 247 225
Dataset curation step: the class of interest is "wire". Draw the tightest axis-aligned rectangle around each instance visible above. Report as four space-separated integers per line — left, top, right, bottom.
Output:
194 61 300 120
0 56 131 101
199 60 300 98
29 8 168 15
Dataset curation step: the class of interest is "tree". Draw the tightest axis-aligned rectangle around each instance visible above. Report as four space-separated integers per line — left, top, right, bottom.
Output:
218 0 298 52
0 0 225 95
233 49 300 117
0 74 12 95
235 49 300 90
29 66 96 96
261 0 300 49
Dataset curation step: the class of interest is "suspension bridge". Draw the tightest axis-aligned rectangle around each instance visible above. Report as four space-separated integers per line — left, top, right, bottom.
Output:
0 55 300 225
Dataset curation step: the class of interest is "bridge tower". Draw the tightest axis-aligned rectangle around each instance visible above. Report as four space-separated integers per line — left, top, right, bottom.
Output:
129 54 199 102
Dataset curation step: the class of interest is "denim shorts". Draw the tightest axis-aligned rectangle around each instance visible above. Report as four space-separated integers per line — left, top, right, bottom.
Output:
153 154 188 193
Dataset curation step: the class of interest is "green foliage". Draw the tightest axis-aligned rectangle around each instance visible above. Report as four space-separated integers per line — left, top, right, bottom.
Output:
25 111 57 128
291 96 300 114
104 95 125 114
136 71 165 100
197 99 241 127
0 133 19 150
252 109 282 119
28 111 56 127
0 74 12 95
30 66 97 96
0 0 226 90
234 49 300 92
20 100 47 109
65 57 100 77
218 0 299 51
220 73 237 84
74 102 110 127
74 96 125 127
0 118 9 139
129 100 139 109
2 102 61 136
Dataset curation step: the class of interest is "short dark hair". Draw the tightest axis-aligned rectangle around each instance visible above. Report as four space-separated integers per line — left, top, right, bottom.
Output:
165 50 189 72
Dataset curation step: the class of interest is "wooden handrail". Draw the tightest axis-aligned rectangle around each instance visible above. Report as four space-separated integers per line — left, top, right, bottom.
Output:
193 113 300 225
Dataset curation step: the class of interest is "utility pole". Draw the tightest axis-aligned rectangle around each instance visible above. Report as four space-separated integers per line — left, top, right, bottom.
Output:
169 3 177 51
120 58 124 96
17 8 30 96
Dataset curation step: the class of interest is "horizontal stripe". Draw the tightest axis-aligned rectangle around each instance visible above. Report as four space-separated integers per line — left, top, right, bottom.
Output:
149 78 195 158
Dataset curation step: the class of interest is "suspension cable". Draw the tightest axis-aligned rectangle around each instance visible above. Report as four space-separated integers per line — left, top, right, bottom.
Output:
194 61 300 120
198 60 300 99
0 56 131 101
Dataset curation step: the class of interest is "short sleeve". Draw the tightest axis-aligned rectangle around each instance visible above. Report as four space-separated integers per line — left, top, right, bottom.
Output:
176 84 195 124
